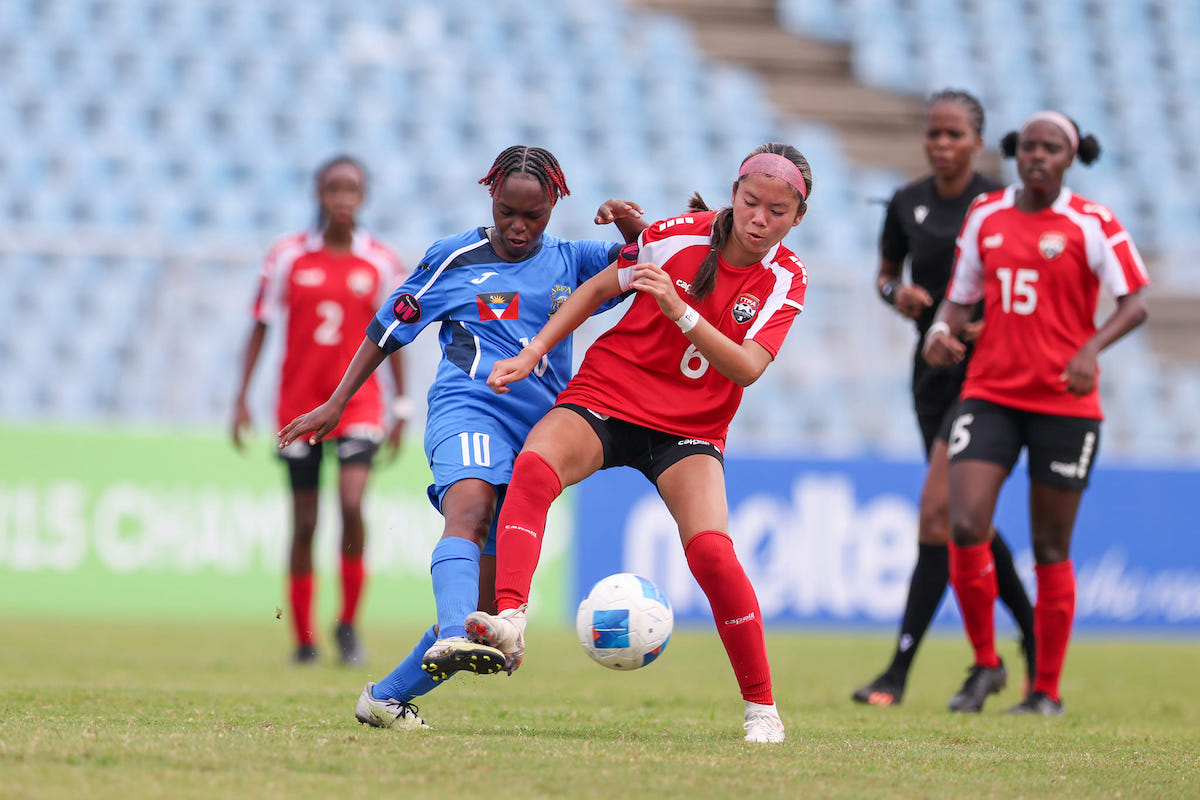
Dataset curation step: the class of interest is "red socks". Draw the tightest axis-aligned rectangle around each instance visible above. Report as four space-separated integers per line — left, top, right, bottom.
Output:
1032 560 1075 702
948 540 1001 669
494 452 563 612
339 555 366 626
289 572 315 647
684 531 772 704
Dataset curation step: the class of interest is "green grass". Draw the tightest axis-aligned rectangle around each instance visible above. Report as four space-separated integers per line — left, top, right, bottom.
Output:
1 618 1198 799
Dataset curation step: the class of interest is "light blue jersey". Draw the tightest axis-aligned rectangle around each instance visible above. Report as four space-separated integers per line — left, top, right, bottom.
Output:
367 227 621 493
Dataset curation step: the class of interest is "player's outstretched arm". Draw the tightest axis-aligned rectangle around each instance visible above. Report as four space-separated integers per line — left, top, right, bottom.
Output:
278 338 387 446
488 265 623 394
595 198 647 244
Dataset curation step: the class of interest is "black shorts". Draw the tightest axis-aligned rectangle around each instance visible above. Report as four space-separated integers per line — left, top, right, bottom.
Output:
276 434 381 491
557 403 724 483
917 405 957 460
947 398 1101 491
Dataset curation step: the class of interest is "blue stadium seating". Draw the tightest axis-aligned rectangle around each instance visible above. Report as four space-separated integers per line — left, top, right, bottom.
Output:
1 0 1197 461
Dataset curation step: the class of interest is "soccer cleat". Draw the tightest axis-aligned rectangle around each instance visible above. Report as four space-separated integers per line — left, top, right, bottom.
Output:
1008 691 1065 716
464 605 527 675
335 623 365 666
354 682 429 729
947 660 1008 713
293 644 318 664
851 673 904 707
743 702 786 743
420 636 507 681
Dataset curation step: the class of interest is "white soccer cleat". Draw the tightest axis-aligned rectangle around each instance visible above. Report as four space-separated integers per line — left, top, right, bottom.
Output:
354 682 429 730
464 605 527 675
743 701 786 743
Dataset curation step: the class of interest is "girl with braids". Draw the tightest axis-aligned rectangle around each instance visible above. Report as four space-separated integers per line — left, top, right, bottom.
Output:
853 90 1036 709
279 145 646 728
233 155 407 666
465 143 813 743
925 112 1148 715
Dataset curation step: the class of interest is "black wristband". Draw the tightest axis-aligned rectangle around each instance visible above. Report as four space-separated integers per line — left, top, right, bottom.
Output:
880 280 899 306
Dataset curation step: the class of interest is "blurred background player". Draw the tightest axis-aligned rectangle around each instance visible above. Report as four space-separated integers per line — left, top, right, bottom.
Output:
278 146 646 728
232 155 407 665
924 112 1149 714
853 90 1035 708
467 143 813 743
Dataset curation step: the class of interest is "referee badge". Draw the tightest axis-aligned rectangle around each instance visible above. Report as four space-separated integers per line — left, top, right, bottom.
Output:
1039 231 1067 260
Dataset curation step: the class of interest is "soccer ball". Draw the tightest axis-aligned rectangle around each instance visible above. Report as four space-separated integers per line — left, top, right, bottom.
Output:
575 573 673 670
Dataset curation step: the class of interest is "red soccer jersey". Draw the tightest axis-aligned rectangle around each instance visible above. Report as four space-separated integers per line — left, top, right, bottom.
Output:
947 187 1150 419
253 230 403 434
558 211 808 449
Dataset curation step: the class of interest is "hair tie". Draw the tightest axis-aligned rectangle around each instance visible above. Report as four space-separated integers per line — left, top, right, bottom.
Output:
738 153 808 199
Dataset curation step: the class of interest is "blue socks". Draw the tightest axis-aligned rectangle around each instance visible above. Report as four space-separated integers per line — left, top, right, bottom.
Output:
370 537 482 703
430 536 481 640
372 625 438 702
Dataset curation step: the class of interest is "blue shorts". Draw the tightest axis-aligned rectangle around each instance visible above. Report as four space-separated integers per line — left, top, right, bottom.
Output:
425 431 519 556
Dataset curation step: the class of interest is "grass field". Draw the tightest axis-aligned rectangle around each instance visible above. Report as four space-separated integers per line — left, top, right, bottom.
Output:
1 618 1197 800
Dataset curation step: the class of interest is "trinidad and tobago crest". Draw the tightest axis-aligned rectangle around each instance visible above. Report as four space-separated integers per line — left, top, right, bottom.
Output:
1038 231 1067 260
732 293 760 324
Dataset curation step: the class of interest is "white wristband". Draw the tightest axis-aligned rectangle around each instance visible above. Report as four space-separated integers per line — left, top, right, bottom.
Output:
674 305 701 334
926 321 951 342
390 396 414 420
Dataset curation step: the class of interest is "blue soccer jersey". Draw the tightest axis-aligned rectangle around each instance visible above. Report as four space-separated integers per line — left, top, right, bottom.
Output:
367 227 622 465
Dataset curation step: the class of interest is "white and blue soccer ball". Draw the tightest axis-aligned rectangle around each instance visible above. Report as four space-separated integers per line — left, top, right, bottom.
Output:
576 573 673 670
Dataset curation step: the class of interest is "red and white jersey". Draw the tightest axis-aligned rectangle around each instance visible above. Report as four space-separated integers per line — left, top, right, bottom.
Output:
558 211 808 449
947 186 1150 419
253 229 404 433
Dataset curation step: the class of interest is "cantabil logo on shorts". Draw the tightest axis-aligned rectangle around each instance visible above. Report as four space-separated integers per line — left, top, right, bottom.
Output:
1039 231 1067 260
549 285 571 316
732 293 760 324
476 291 520 321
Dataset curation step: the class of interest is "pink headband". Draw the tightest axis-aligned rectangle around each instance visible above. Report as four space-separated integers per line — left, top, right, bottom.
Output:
738 153 808 199
1020 111 1079 153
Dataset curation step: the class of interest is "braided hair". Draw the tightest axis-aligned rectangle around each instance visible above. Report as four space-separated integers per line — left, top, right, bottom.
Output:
686 142 812 300
1000 116 1102 165
313 154 366 230
926 89 986 136
478 145 570 202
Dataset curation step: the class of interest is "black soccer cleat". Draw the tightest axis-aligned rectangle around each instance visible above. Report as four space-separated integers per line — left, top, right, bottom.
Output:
335 623 365 666
1008 691 1064 716
851 673 905 707
947 660 1007 713
293 644 319 664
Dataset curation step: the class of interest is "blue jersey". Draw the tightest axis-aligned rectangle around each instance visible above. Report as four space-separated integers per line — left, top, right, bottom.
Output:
367 227 621 458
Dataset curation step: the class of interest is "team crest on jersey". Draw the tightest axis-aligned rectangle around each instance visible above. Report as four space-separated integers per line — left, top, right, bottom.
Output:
549 285 571 316
347 269 374 296
731 293 760 324
393 292 421 324
1039 231 1067 260
913 205 929 224
476 291 520 321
